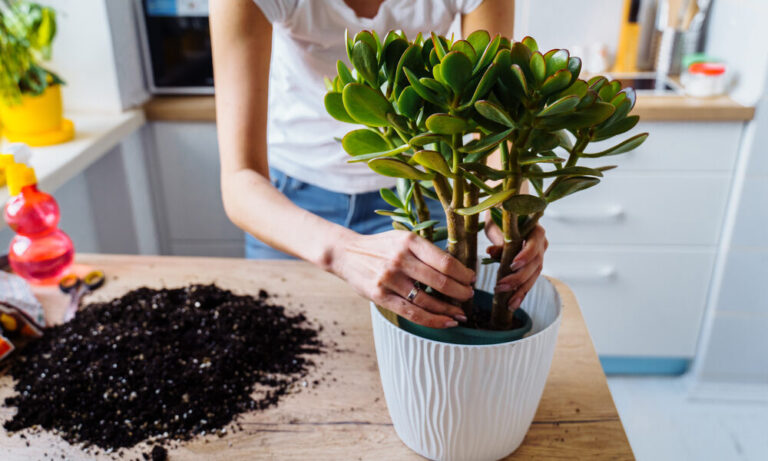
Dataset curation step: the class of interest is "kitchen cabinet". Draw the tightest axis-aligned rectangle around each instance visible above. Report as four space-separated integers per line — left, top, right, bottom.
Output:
145 122 244 257
541 120 746 373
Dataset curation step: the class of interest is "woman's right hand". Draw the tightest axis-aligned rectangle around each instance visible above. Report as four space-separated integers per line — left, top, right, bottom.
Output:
329 230 475 329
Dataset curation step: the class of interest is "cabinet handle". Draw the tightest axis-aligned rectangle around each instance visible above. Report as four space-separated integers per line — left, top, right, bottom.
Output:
546 206 624 222
545 265 617 282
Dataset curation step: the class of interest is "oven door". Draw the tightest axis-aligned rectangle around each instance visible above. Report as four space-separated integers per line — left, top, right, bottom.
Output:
136 0 214 94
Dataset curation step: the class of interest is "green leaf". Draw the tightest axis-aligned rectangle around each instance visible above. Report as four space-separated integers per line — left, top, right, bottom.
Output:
396 178 411 202
346 144 412 162
577 90 599 109
466 30 490 58
537 95 580 117
440 51 473 94
461 162 508 181
397 86 422 119
375 209 409 218
432 226 448 242
342 129 390 155
353 31 378 57
510 64 529 95
522 36 539 52
394 45 424 93
475 100 516 128
596 165 618 172
413 150 453 177
451 40 477 63
382 38 409 83
510 42 532 77
459 127 514 154
545 49 569 77
342 83 393 127
380 188 404 209
592 115 639 141
368 158 434 180
519 152 564 165
557 79 588 99
529 52 546 84
555 130 574 150
503 194 547 214
490 207 503 228
473 33 501 74
324 92 356 123
337 60 355 85
387 113 411 134
588 76 608 93
539 69 572 95
412 220 439 231
352 41 379 86
420 77 451 101
567 57 582 84
582 133 648 158
539 101 615 130
431 32 447 60
344 29 354 63
546 176 600 202
460 62 498 109
425 113 469 135
525 166 604 178
404 67 445 106
456 189 517 216
408 132 449 147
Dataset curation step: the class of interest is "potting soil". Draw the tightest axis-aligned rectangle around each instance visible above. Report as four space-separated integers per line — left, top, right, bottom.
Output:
2 284 323 450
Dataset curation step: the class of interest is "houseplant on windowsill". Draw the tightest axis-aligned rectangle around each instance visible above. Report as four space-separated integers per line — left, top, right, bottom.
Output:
325 30 647 460
0 0 73 146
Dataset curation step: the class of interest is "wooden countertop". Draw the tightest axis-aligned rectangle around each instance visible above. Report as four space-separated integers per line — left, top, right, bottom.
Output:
1 255 633 460
144 93 754 122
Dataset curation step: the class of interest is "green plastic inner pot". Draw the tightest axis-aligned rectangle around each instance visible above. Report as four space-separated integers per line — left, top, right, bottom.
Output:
397 289 533 345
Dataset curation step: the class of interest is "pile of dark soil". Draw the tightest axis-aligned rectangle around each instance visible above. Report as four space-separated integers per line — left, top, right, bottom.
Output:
3 284 322 450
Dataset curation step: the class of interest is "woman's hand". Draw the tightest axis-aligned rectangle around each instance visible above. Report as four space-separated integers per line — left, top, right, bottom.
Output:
485 214 548 311
330 230 475 329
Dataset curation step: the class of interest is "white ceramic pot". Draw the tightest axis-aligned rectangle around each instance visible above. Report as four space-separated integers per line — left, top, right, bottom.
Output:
370 273 563 461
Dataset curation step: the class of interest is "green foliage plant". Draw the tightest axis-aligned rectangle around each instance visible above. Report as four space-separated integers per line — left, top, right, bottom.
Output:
325 30 648 330
0 0 61 105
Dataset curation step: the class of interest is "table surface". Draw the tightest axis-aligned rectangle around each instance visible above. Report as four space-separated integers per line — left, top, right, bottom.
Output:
1 255 634 460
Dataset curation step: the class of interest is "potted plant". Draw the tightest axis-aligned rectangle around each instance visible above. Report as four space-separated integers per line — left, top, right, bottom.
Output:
325 30 647 460
0 0 73 146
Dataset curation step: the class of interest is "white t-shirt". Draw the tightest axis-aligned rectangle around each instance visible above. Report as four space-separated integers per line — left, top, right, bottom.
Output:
252 0 485 194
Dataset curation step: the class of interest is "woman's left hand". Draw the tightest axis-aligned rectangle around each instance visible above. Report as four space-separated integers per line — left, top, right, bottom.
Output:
485 215 549 311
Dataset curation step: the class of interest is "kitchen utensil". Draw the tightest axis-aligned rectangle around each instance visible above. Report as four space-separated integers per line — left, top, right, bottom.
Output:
59 270 105 322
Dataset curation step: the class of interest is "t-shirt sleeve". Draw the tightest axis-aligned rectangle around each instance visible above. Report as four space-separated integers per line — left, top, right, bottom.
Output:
453 0 485 14
251 0 298 24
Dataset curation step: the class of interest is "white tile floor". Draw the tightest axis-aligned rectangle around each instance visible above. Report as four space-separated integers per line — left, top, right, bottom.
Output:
607 375 768 461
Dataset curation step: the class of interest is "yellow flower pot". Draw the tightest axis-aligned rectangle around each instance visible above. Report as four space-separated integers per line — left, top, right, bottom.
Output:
0 84 74 147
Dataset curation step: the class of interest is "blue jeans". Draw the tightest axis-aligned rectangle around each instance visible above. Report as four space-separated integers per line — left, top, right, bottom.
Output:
245 168 446 259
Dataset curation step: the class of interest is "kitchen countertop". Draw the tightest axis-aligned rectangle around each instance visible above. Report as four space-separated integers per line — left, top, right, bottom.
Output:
1 254 633 460
144 93 754 122
0 110 145 217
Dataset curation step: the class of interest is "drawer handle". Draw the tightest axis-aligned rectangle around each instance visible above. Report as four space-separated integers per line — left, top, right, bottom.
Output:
545 266 616 282
547 206 624 222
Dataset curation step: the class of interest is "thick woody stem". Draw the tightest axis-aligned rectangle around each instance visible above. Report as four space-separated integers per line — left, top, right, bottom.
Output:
412 183 432 241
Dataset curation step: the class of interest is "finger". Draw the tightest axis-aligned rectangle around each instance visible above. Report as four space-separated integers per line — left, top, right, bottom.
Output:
511 225 547 271
407 236 475 285
380 293 458 329
400 253 473 301
387 274 467 321
484 212 504 246
508 265 542 311
496 254 543 292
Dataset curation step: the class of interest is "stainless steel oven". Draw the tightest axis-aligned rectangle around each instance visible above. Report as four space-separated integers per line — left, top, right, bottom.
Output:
135 0 213 94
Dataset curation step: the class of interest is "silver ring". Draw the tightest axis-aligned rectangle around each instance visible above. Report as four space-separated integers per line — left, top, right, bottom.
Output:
406 282 421 302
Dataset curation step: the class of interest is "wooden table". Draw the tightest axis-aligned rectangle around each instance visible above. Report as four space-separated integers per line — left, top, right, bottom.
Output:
1 255 634 460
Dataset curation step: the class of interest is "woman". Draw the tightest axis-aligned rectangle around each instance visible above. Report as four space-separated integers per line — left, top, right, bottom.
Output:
210 0 547 329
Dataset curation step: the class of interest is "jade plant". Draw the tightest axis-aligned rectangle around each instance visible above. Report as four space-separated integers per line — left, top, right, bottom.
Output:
0 0 61 105
324 30 648 330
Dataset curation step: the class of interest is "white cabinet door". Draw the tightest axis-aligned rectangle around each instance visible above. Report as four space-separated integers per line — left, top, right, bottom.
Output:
543 246 716 357
540 172 731 246
148 122 244 255
579 121 742 172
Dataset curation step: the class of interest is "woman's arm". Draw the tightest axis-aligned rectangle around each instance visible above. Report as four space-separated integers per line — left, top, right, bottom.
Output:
210 0 474 328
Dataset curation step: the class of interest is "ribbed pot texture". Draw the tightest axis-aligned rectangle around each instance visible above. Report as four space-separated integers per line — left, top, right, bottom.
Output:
370 273 563 461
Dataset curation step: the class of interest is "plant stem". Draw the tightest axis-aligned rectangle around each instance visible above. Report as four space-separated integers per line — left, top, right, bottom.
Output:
412 183 432 241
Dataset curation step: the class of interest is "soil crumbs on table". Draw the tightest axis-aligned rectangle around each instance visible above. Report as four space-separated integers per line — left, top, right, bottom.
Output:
3 284 323 451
